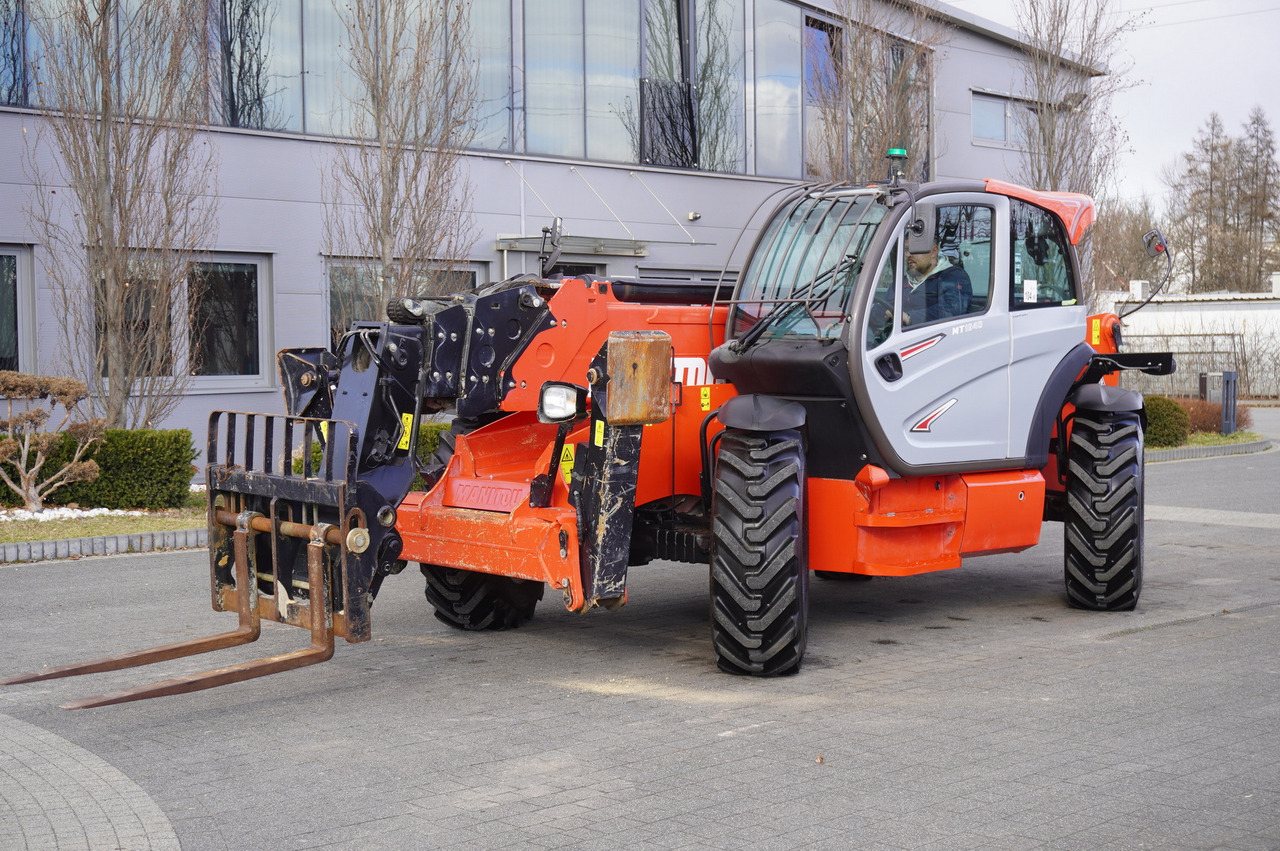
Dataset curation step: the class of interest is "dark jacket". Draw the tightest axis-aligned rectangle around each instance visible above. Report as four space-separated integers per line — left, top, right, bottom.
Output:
905 262 972 324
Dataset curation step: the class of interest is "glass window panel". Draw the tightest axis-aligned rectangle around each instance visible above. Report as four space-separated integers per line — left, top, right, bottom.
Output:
0 0 26 106
972 94 1006 142
219 0 288 129
753 0 801 177
644 0 682 82
1010 200 1076 309
192 262 260 375
302 1 352 136
470 0 513 150
734 192 884 339
696 0 745 173
259 0 302 131
329 262 476 349
585 0 639 163
0 254 17 370
902 205 990 328
525 0 584 158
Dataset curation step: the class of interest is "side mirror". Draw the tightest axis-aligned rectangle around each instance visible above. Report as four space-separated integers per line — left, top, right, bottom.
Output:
1142 229 1168 259
905 203 936 255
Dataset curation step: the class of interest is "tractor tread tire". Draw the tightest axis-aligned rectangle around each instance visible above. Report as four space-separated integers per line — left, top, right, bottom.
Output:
1064 411 1144 611
421 564 544 630
710 429 808 676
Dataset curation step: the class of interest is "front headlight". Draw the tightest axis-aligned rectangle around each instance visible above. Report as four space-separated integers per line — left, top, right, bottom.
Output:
538 381 588 423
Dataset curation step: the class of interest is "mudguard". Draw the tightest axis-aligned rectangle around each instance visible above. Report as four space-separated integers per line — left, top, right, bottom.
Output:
1070 383 1144 414
717 394 807 433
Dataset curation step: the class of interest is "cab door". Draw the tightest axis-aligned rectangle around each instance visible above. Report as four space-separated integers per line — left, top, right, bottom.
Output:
1006 199 1088 454
852 193 1012 472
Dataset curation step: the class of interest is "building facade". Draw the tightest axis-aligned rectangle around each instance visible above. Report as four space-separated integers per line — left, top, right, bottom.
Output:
0 0 1061 439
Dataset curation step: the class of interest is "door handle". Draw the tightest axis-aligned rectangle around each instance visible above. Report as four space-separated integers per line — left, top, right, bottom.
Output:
875 353 903 381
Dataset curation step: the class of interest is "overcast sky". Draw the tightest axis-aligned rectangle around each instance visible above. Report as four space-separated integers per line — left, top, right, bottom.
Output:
945 0 1280 205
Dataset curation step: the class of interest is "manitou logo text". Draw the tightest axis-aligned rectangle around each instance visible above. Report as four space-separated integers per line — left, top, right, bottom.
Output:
673 357 710 386
450 481 526 512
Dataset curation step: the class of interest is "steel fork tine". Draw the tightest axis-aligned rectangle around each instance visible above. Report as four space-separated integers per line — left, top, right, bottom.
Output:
58 524 335 710
1 523 262 688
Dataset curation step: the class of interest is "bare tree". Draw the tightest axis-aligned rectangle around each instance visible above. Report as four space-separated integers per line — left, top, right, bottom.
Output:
323 0 479 339
1011 0 1136 197
25 0 218 429
805 0 945 183
1090 195 1159 294
1163 110 1280 293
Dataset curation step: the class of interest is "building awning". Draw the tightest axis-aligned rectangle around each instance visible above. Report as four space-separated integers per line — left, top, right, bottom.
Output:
495 234 647 257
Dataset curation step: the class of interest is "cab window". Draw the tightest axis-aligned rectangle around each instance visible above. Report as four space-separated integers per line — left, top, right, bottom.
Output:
1010 199 1077 309
899 204 992 332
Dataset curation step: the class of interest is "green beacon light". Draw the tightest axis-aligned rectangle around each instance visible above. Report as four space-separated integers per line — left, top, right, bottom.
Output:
886 148 909 185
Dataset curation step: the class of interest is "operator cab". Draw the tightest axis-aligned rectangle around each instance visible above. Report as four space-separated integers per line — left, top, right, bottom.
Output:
710 178 1092 479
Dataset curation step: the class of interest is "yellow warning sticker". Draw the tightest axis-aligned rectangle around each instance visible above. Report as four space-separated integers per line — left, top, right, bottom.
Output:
319 421 329 441
594 419 605 447
700 386 711 412
1090 317 1101 346
397 413 414 450
559 444 576 484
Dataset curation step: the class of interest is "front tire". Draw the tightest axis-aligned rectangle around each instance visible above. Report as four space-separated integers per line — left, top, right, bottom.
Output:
710 429 809 676
421 565 544 630
1064 410 1144 611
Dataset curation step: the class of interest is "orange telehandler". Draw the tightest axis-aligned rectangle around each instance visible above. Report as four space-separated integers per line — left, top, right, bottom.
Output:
5 168 1174 707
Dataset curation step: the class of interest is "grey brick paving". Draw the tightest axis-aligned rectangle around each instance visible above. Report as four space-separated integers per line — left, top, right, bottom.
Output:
2 441 1280 848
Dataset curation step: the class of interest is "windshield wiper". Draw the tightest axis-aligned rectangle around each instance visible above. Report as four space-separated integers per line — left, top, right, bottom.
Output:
730 254 858 353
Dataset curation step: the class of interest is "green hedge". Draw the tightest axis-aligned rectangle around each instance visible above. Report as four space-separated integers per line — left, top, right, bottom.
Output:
1 429 196 510
1144 396 1190 448
293 421 448 478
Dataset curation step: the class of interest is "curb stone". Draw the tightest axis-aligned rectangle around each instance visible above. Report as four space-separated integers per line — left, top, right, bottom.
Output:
0 529 207 565
0 440 1271 564
1147 438 1273 462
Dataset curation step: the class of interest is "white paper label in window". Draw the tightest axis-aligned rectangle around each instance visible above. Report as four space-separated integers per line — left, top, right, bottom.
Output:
1023 279 1038 303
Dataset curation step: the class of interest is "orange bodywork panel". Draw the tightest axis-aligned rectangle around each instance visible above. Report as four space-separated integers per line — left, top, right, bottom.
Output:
504 278 728 412
807 467 1044 577
397 278 734 610
985 178 1095 245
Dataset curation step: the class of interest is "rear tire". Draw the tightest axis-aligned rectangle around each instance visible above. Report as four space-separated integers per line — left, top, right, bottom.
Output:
421 565 544 630
1064 410 1144 611
710 429 809 676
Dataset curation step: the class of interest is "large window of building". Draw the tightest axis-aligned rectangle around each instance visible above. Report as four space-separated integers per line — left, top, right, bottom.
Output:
588 1 640 164
327 260 478 350
524 1 586 158
470 0 513 150
0 247 30 371
91 256 271 383
972 92 1028 148
754 0 802 178
190 261 262 376
695 0 745 173
0 0 26 107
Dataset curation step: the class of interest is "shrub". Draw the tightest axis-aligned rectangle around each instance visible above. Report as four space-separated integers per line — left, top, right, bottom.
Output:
1172 396 1253 434
293 421 447 479
56 429 197 509
1144 396 1190 447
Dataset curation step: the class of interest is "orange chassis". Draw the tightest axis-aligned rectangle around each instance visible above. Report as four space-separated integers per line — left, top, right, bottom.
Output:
395 277 1117 611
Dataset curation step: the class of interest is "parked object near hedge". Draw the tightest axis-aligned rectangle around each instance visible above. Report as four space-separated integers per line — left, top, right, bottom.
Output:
0 372 105 512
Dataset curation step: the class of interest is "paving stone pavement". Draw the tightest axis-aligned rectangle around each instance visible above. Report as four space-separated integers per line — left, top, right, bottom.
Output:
2 441 1279 849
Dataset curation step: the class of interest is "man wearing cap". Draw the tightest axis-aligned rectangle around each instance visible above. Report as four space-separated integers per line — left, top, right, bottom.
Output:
903 245 972 327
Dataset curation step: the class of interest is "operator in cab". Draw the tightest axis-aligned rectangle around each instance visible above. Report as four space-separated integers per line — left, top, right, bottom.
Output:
902 244 972 327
